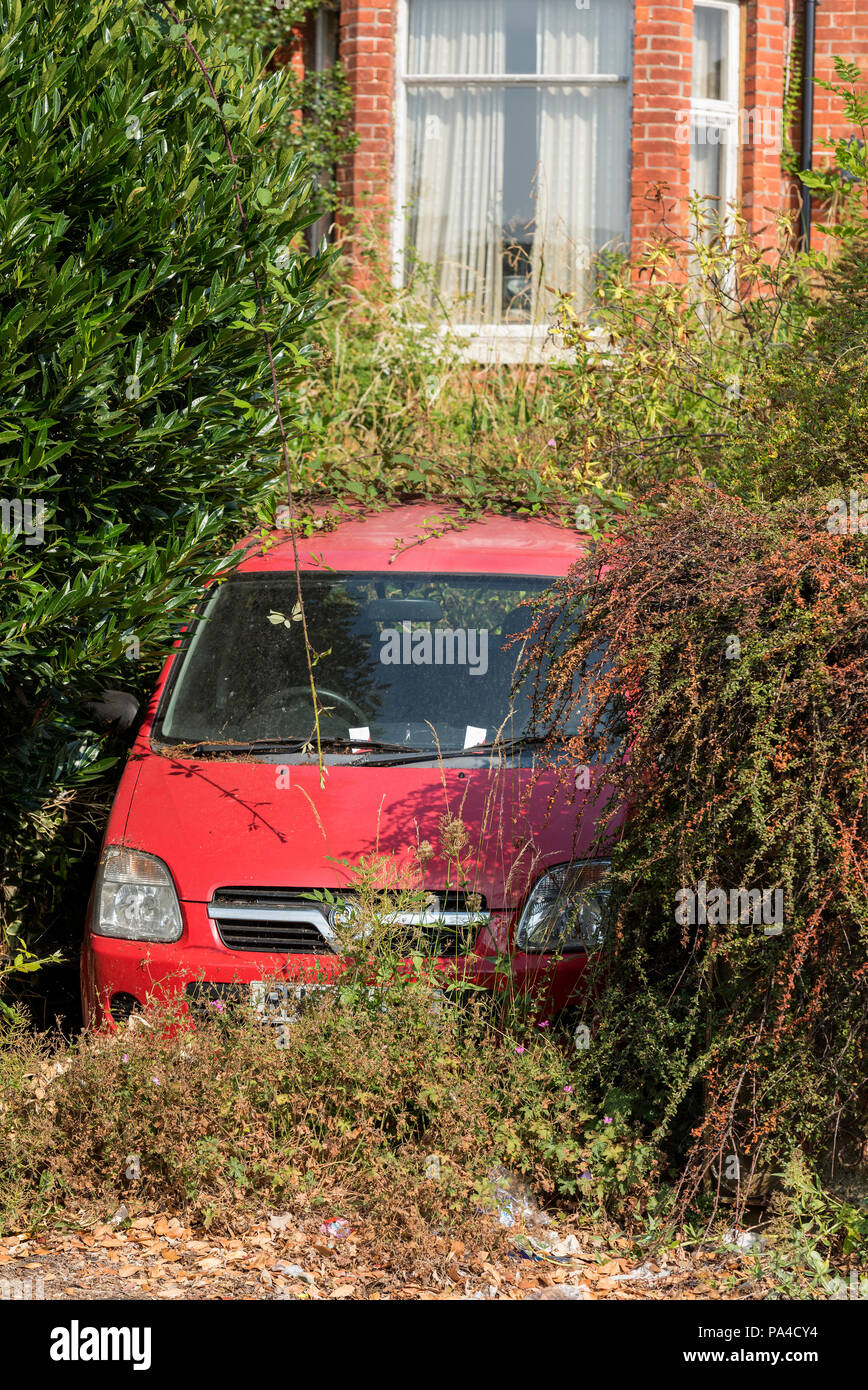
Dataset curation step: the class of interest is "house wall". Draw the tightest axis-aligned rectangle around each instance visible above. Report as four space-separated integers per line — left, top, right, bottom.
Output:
314 1 868 261
741 1 790 248
808 0 868 248
630 3 693 247
337 1 396 230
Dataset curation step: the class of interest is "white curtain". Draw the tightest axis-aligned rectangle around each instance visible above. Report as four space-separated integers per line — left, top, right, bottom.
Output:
533 0 630 318
406 2 506 322
405 0 632 324
692 4 727 102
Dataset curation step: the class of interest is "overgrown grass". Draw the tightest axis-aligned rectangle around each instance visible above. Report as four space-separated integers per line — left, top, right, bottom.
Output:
279 225 578 521
0 963 660 1240
2 970 864 1291
268 200 822 530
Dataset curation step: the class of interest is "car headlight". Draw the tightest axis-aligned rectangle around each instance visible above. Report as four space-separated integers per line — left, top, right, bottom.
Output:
515 862 610 954
91 847 183 942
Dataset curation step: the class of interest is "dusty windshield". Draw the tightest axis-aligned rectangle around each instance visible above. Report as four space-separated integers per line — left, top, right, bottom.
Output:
157 571 563 752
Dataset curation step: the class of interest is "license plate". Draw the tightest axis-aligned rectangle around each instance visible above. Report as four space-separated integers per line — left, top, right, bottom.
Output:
250 980 451 1044
249 979 334 1031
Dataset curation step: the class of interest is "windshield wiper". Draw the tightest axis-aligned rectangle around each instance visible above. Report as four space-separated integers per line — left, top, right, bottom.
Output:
168 736 429 757
317 737 430 753
364 734 560 767
163 734 562 763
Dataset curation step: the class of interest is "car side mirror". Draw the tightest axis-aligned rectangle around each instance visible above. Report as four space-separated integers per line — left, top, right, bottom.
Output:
86 689 141 736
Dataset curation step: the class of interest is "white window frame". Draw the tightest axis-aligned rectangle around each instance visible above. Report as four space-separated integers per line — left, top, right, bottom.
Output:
390 0 633 364
689 0 742 233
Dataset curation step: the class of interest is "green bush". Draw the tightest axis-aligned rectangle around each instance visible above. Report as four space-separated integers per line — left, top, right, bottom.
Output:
221 0 357 217
554 203 814 496
0 954 660 1234
717 237 868 504
0 0 327 980
532 486 868 1218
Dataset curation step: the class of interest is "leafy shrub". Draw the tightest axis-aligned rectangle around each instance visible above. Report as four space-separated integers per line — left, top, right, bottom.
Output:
530 485 868 1218
0 960 660 1234
221 0 357 217
0 0 326 974
716 234 868 503
554 200 814 496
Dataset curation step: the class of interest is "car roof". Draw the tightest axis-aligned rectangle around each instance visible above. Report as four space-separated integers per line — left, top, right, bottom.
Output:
236 503 587 577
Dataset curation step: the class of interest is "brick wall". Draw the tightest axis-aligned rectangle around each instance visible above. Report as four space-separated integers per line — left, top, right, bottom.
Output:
290 1 868 268
337 0 396 237
741 1 790 248
631 2 694 248
809 0 868 247
813 0 868 150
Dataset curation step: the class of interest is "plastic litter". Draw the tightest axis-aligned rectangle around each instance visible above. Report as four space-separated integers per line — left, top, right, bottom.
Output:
722 1227 764 1252
320 1218 351 1240
549 1234 582 1258
273 1262 315 1283
484 1166 549 1230
614 1262 673 1284
524 1284 590 1300
511 1231 572 1263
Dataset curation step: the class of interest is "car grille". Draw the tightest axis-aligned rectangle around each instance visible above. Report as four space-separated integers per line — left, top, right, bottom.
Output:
383 890 489 957
209 888 336 954
208 886 488 956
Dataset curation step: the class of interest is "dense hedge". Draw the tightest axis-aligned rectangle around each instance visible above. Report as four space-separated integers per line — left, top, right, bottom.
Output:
0 0 326 979
530 486 868 1212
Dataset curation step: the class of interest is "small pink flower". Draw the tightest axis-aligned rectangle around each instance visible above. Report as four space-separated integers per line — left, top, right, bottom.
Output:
537 1019 550 1028
563 1085 574 1094
514 1045 526 1054
547 438 556 448
603 1115 613 1124
210 999 224 1013
152 1076 161 1086
122 1054 129 1063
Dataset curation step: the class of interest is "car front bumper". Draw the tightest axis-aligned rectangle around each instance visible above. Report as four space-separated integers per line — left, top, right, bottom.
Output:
80 901 592 1027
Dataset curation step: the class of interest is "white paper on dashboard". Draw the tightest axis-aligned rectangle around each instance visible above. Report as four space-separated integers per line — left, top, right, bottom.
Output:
463 725 487 750
348 727 370 742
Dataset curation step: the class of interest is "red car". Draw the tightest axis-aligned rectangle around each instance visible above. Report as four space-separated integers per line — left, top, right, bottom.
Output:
81 505 619 1029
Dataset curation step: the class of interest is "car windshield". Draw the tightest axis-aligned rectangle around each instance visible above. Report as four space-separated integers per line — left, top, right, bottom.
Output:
156 571 578 753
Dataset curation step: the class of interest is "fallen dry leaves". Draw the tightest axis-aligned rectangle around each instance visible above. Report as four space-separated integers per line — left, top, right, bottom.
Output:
0 1208 787 1301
